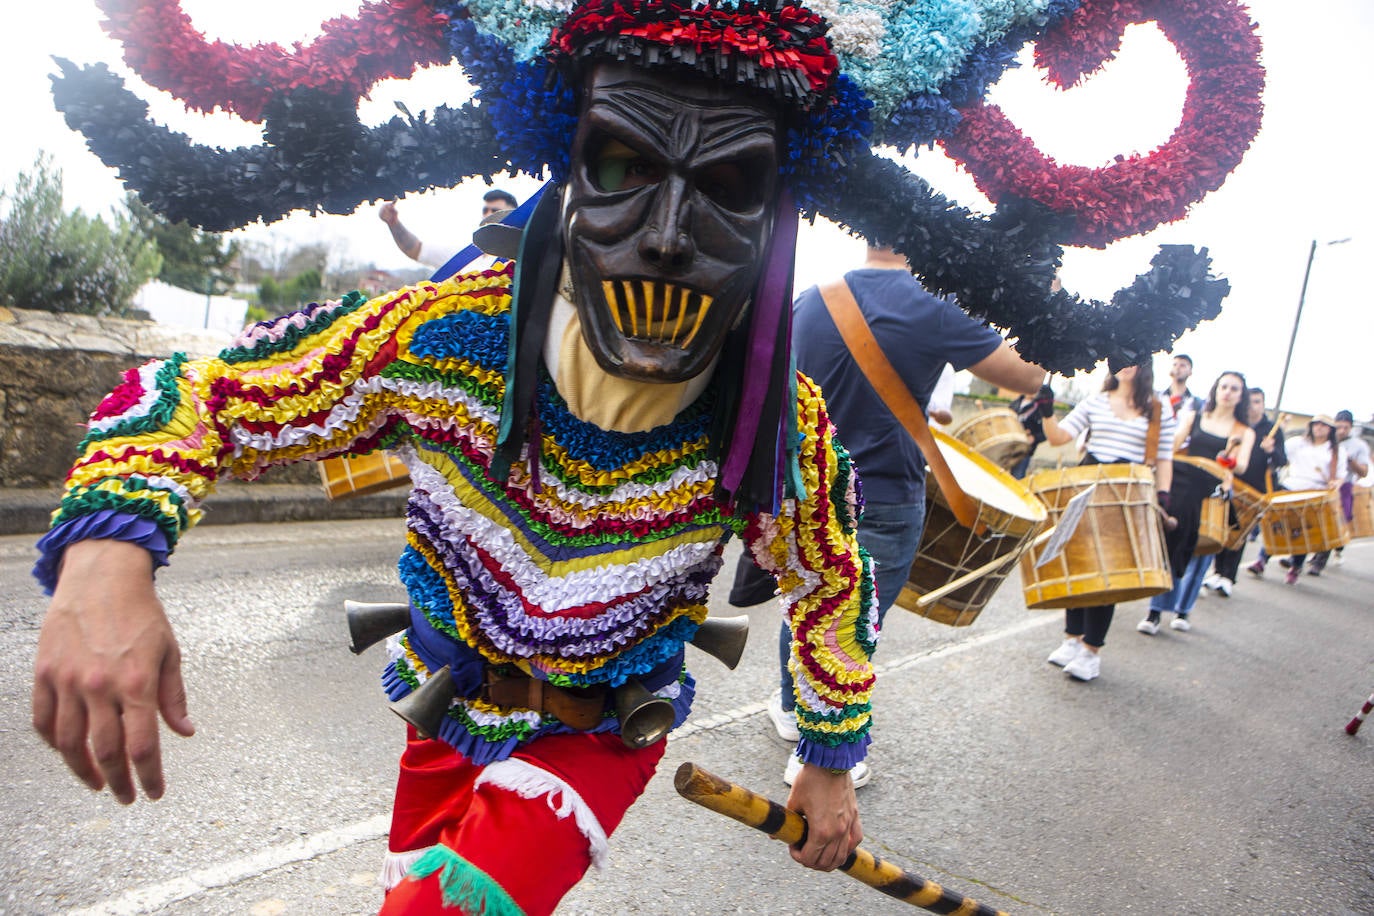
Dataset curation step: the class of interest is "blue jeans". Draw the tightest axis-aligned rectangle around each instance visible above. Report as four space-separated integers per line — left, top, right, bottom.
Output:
778 500 925 710
1150 552 1211 617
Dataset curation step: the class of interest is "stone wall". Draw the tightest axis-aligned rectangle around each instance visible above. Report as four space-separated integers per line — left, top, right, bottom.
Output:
0 306 317 489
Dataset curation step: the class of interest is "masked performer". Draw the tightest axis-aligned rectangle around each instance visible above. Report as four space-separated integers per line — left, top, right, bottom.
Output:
33 0 1265 912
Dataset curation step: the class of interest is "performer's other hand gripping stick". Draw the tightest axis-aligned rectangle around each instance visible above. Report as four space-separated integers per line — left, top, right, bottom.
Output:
674 762 1009 916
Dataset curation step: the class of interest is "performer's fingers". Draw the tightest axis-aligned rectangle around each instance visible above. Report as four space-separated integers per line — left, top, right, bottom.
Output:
158 643 195 738
88 699 137 804
124 702 167 801
50 692 104 793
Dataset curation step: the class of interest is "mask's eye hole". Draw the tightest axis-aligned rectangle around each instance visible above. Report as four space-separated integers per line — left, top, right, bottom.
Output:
696 157 769 212
594 139 663 192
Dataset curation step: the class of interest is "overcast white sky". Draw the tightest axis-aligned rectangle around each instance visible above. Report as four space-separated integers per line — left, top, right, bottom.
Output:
3 0 1372 418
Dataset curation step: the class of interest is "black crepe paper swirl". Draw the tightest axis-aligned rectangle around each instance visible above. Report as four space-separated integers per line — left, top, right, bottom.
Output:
51 59 507 232
813 150 1228 374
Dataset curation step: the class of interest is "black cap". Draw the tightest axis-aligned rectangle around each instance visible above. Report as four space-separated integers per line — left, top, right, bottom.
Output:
1335 409 1354 423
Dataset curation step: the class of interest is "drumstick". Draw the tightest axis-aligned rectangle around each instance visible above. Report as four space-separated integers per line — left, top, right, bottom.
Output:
1263 413 1288 445
914 526 1059 610
1346 692 1374 736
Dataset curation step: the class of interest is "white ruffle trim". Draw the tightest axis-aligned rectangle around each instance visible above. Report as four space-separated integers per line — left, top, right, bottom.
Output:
380 846 431 891
474 758 611 869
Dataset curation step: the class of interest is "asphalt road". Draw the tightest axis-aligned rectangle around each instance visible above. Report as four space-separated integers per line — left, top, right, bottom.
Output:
1 520 1371 915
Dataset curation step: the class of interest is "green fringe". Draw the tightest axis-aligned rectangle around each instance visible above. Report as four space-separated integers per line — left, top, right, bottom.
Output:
406 845 526 916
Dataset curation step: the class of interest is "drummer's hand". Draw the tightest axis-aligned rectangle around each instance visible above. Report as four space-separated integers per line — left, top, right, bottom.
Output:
33 539 194 805
1261 438 1275 454
787 763 863 872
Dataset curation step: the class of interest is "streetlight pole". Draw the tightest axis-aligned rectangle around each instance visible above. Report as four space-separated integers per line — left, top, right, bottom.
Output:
1272 237 1351 419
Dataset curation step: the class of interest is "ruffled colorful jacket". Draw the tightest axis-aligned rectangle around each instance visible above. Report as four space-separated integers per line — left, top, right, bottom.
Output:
38 263 877 770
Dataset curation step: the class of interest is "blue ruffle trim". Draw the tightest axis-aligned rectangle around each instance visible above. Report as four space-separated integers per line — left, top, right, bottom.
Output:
406 309 510 370
795 732 871 771
33 509 170 595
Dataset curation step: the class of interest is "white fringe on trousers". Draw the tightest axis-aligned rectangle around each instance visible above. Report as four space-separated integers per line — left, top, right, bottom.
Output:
379 756 611 890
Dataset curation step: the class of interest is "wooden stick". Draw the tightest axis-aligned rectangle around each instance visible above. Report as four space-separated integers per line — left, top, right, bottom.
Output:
914 526 1058 609
675 763 1009 915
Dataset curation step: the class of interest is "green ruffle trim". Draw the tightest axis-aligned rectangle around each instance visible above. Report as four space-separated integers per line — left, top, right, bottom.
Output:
219 291 367 364
796 699 873 747
830 441 858 535
537 442 713 497
391 649 421 690
854 547 878 656
79 354 188 451
406 845 525 915
382 360 503 409
444 702 544 741
52 485 186 548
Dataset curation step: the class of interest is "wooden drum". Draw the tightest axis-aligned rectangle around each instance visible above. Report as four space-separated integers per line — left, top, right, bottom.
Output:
1018 463 1171 609
1350 486 1374 540
1195 496 1228 556
318 452 411 501
896 430 1048 627
1224 478 1268 551
950 408 1032 471
1261 489 1349 556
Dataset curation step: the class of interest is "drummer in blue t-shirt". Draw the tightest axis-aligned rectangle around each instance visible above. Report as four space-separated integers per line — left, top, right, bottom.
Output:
732 245 1045 788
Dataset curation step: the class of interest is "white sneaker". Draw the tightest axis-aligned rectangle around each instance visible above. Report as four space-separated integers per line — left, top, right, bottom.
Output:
1203 573 1223 591
783 753 872 789
1136 617 1160 636
1215 577 1234 598
1170 616 1192 632
766 689 801 743
1047 637 1081 667
1063 647 1100 681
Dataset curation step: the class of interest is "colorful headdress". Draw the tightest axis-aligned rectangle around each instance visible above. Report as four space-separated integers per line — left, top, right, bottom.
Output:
52 0 1264 374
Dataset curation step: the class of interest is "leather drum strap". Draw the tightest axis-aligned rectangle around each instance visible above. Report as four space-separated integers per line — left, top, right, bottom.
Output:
1146 397 1161 468
818 280 986 535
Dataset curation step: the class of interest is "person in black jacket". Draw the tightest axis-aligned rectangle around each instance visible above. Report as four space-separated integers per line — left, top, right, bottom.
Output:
1203 386 1287 596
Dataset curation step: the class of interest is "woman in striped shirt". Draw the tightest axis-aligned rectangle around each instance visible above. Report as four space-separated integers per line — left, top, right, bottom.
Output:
1036 360 1176 681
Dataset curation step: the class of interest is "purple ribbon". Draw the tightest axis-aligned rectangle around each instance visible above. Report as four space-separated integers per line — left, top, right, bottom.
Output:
721 187 798 499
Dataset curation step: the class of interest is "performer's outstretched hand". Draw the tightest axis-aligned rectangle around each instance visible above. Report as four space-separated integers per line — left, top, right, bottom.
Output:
786 763 863 871
32 539 194 804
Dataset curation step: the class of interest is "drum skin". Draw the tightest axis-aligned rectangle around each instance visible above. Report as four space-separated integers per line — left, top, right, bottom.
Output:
897 430 1047 627
1261 489 1349 556
1019 463 1171 610
950 408 1032 472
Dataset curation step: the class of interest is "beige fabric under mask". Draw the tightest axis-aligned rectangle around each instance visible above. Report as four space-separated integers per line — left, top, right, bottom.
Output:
544 295 716 434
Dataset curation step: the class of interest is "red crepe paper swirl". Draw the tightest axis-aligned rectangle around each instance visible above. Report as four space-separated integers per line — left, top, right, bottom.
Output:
940 0 1265 249
97 0 451 122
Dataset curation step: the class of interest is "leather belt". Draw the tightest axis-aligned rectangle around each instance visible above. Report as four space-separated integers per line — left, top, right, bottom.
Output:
480 666 608 731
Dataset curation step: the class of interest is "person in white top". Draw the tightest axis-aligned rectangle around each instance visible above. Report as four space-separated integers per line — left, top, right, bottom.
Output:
1321 409 1370 568
1037 359 1176 682
378 189 519 268
1247 414 1343 583
927 363 956 425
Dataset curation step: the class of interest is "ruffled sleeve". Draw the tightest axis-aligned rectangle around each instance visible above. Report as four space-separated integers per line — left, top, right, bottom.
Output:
46 276 475 557
743 372 877 769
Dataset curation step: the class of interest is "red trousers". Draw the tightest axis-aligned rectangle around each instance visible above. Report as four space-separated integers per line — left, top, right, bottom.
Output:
379 729 664 915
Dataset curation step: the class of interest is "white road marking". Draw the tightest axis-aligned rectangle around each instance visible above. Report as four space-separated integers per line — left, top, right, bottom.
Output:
72 614 1058 914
